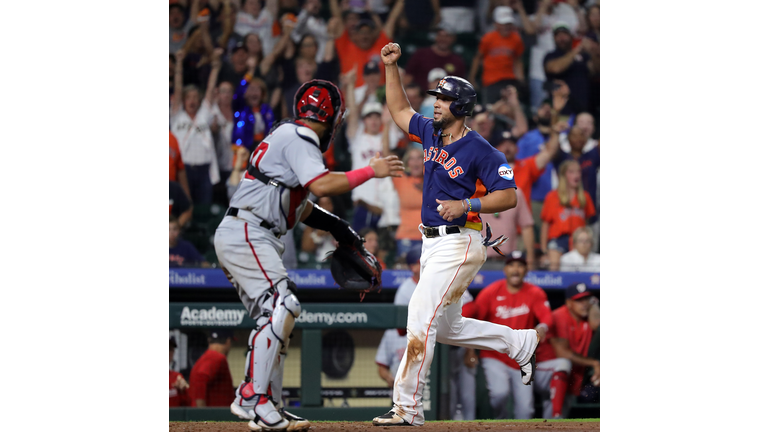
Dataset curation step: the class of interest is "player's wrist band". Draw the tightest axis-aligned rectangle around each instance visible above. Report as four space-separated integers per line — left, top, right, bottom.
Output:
345 166 375 189
466 198 481 213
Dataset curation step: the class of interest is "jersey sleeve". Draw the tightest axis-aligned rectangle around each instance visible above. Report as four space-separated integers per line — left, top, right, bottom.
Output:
408 113 432 145
282 130 330 187
476 148 516 192
531 288 553 329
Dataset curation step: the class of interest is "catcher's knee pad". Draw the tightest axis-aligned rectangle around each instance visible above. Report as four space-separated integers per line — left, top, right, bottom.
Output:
551 358 572 374
270 293 301 344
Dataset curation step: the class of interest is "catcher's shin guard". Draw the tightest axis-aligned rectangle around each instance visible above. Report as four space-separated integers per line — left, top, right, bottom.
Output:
248 288 301 395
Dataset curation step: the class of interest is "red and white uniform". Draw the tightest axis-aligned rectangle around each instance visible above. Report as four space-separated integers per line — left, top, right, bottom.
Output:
463 280 555 369
548 305 593 395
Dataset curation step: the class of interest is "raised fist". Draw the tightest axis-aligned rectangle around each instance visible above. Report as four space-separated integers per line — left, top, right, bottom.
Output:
380 43 401 66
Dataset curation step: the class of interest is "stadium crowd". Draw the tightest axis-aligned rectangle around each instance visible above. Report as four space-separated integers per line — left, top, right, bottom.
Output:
168 0 600 272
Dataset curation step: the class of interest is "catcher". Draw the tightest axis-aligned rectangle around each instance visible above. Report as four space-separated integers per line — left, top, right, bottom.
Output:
214 79 403 431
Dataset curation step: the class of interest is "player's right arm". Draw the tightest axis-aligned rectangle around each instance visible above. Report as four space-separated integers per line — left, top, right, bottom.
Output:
381 42 417 134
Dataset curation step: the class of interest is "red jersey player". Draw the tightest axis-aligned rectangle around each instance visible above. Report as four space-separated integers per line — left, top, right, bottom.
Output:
169 337 189 407
545 283 600 418
463 251 569 419
189 330 235 407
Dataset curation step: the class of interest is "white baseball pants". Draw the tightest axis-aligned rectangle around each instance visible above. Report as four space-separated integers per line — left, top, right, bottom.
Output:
390 227 539 425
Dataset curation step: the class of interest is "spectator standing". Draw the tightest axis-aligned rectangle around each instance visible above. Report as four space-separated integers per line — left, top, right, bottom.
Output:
560 112 597 154
543 22 598 116
343 70 389 233
404 24 466 92
544 283 600 418
515 0 580 113
559 226 599 273
355 61 384 106
553 125 599 217
359 228 387 270
540 160 596 271
488 86 529 141
169 336 190 407
515 82 569 229
470 6 526 105
170 182 193 229
463 251 568 419
234 0 280 56
391 147 424 260
170 1 199 53
170 215 211 268
171 48 223 205
290 0 331 63
437 0 476 34
210 80 235 206
170 131 192 200
189 330 235 407
331 0 404 87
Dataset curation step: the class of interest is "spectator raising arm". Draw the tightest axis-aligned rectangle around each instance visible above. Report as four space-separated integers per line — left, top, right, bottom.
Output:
468 50 482 90
533 0 552 34
533 81 570 170
342 68 360 138
217 0 233 48
545 43 585 75
171 50 186 116
514 0 535 35
204 48 224 106
383 0 406 41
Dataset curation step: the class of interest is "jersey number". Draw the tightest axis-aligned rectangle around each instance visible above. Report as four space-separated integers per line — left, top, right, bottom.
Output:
244 141 270 180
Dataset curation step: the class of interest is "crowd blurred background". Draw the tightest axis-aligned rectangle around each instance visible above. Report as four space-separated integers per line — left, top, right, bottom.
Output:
169 0 600 273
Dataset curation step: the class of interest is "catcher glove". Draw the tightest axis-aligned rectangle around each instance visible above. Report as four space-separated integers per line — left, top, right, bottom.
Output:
329 243 383 298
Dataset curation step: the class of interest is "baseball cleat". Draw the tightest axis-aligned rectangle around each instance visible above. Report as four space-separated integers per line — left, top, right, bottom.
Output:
231 402 256 420
372 410 411 426
252 402 290 430
281 408 310 431
520 353 536 385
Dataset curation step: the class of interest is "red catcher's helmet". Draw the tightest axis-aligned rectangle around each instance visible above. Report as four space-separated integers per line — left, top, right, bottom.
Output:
294 79 346 153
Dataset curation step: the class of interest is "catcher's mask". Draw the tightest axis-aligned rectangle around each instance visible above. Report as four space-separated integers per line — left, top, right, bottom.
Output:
293 79 346 153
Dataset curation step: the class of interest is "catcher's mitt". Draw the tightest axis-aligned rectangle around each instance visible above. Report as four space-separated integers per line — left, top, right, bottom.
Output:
329 243 383 298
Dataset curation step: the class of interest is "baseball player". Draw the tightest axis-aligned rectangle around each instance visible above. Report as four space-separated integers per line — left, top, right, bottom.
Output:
463 251 570 419
543 283 600 418
215 79 404 431
372 42 540 427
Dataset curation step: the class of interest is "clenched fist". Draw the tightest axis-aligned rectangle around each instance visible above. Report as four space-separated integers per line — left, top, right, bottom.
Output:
380 42 401 66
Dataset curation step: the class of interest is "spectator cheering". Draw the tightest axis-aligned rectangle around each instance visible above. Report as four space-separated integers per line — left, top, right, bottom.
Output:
540 160 597 271
559 226 600 273
405 24 466 92
392 147 425 261
234 0 280 55
470 6 526 105
169 215 210 268
189 330 235 407
171 48 223 205
170 1 199 54
544 22 598 116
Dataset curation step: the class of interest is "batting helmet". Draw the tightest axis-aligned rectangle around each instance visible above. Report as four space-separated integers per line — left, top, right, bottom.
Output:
294 79 346 153
426 76 477 117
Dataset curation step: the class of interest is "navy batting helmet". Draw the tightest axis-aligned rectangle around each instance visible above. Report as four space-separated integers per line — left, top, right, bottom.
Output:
426 76 477 117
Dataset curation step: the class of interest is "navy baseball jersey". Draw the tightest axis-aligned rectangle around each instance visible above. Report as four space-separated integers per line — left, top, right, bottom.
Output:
407 114 517 230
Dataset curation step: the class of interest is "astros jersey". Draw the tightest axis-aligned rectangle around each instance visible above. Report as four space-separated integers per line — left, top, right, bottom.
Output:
463 280 554 369
407 114 517 230
228 120 329 235
549 305 593 395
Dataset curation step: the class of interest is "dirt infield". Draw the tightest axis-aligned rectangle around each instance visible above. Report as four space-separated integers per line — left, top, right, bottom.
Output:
170 419 599 432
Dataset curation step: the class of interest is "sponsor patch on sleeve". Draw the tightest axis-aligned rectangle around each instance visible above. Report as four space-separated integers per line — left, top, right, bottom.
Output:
498 164 514 180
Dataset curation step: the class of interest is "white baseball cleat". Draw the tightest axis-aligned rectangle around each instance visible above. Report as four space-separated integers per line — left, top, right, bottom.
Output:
251 402 290 431
372 410 411 426
519 330 540 385
281 408 310 431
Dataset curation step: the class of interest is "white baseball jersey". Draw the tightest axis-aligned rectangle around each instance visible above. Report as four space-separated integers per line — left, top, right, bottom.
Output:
348 122 383 205
375 329 408 377
228 122 329 235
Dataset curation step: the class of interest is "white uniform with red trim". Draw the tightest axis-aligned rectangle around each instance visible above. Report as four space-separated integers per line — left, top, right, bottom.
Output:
214 120 329 423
